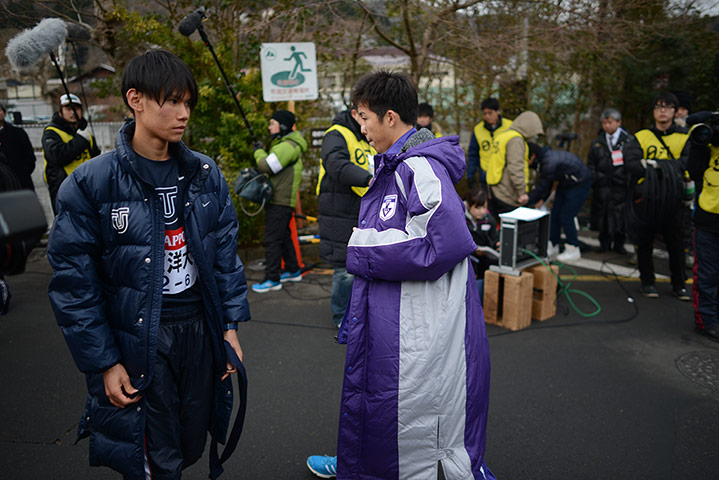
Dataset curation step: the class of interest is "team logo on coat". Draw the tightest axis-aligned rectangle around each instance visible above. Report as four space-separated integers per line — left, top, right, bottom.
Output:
111 207 130 234
379 194 398 221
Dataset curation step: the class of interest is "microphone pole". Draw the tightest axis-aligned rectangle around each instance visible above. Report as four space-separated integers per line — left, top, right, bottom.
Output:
195 24 257 141
69 41 96 138
48 50 83 128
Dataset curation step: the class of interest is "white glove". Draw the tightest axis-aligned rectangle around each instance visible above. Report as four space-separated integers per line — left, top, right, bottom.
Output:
76 128 91 142
640 158 658 169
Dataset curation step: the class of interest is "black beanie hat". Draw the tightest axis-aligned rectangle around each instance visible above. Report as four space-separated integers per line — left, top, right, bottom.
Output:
673 91 691 111
271 110 295 132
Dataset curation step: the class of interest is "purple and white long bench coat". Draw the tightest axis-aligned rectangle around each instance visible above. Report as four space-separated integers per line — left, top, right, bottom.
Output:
336 129 495 479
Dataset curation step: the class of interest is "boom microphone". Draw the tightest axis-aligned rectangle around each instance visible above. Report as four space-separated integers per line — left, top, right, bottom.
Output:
65 21 92 43
178 6 257 141
178 7 206 37
5 18 67 70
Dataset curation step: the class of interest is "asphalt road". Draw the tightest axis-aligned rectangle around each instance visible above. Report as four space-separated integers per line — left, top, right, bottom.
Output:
1 243 717 480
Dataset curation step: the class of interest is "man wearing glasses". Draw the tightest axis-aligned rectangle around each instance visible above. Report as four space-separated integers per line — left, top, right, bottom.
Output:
629 92 691 300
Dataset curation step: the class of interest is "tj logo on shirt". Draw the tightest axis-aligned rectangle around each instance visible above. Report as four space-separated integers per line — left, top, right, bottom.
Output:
154 185 198 294
156 186 178 220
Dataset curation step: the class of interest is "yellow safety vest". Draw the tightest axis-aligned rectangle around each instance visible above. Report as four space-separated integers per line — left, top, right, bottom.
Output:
473 118 513 171
634 129 688 160
486 129 529 191
42 125 95 181
699 145 719 214
316 124 376 197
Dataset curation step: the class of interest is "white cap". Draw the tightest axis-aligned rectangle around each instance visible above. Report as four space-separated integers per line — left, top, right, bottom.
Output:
60 94 82 107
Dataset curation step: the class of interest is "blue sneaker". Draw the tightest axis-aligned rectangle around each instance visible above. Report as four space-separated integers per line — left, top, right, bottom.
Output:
280 270 303 283
306 455 337 478
251 279 282 293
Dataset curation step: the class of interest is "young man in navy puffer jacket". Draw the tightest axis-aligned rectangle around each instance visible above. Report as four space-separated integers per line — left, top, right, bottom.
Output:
48 50 249 479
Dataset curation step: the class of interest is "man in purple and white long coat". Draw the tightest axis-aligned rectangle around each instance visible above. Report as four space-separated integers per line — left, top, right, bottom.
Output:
334 71 495 480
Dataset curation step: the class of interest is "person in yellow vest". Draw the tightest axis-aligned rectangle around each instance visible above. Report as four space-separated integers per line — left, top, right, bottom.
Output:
467 98 513 189
416 102 443 138
687 127 719 342
316 108 374 327
628 92 690 300
42 93 100 215
485 110 543 215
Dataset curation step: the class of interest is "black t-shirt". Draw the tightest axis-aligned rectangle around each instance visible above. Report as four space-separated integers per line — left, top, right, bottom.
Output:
135 155 202 312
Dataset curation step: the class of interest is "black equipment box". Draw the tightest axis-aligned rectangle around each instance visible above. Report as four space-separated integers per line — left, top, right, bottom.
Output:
490 208 550 276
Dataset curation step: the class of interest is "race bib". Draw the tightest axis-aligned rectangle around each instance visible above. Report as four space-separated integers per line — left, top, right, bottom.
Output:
163 226 198 294
611 150 624 166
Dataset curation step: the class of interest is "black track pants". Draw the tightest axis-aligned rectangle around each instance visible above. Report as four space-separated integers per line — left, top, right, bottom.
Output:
143 307 214 479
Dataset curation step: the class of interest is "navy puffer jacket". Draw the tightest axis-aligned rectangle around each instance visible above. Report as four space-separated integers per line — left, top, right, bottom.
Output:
528 147 593 205
47 121 250 478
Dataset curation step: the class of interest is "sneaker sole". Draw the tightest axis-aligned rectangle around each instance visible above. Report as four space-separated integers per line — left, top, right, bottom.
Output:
251 284 283 293
306 460 336 478
641 292 659 298
280 275 303 283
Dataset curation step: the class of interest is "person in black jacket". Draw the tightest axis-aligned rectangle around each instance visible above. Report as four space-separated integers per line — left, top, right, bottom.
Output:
687 137 719 342
0 103 36 191
316 108 373 327
41 93 100 214
527 143 592 263
587 108 642 254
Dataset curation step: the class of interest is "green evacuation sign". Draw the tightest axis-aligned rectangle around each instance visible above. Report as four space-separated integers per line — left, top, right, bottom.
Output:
260 42 318 102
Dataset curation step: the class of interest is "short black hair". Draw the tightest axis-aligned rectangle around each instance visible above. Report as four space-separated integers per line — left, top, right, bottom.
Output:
418 102 434 118
464 186 488 207
350 70 418 126
652 92 678 110
481 98 500 111
528 141 544 160
121 50 198 113
0 103 6 113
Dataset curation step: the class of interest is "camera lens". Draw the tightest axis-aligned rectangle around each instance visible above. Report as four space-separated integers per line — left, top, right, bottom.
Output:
690 124 713 145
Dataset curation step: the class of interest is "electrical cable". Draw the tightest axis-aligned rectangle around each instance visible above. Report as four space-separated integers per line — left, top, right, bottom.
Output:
279 277 333 301
250 317 338 331
627 159 684 231
524 249 601 318
487 249 640 338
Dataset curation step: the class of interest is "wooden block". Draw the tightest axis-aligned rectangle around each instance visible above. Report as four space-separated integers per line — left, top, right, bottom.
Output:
483 270 500 325
483 270 534 331
523 264 559 321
